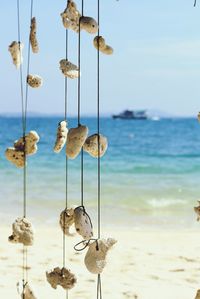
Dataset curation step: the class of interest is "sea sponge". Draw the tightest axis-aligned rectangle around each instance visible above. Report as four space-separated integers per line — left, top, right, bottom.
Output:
46 267 77 290
54 120 68 153
84 238 117 274
80 16 98 34
60 0 81 32
17 282 37 299
27 74 43 88
194 201 200 221
5 131 40 168
8 217 34 246
83 134 108 158
74 206 93 240
66 125 88 159
8 41 24 68
59 59 79 79
30 17 39 53
59 207 75 236
93 36 113 55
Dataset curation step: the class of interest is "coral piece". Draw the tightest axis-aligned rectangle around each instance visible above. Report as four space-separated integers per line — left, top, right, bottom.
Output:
59 59 79 79
195 290 200 299
66 125 88 159
5 131 39 168
194 201 200 221
30 17 39 53
60 0 81 32
93 36 113 55
8 41 24 69
17 282 37 299
46 267 77 290
27 74 43 88
198 112 200 122
74 206 93 240
83 134 108 158
8 217 34 246
54 120 68 153
80 16 98 34
60 207 75 236
84 238 117 274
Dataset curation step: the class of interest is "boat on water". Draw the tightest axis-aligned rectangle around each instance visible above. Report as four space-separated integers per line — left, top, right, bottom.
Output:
112 109 148 120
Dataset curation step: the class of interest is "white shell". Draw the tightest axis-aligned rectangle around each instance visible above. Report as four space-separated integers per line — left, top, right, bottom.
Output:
84 238 117 274
74 206 93 240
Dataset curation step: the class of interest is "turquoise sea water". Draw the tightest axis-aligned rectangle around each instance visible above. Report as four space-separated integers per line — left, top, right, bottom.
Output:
0 116 200 228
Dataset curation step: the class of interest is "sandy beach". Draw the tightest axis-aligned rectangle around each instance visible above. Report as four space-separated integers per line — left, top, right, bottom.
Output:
0 224 200 299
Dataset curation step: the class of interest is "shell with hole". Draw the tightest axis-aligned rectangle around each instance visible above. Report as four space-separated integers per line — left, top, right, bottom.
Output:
84 238 117 274
8 217 34 246
30 17 39 53
93 36 113 55
80 16 98 34
8 41 24 68
83 134 108 158
59 59 79 79
74 206 93 240
27 74 43 88
59 207 75 236
60 0 81 32
46 267 77 290
54 120 68 153
66 125 88 159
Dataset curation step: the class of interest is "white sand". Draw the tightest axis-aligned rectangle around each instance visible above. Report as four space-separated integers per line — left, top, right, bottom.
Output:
0 225 200 299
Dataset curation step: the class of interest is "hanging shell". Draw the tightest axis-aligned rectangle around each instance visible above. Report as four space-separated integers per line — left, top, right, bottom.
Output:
93 36 113 55
17 282 37 299
8 217 34 246
27 74 43 88
66 125 88 159
83 134 108 158
80 16 98 34
195 290 200 299
60 0 81 32
194 201 200 221
74 206 93 240
54 120 68 153
84 238 117 274
46 267 77 290
59 59 79 79
59 207 75 236
8 41 24 69
30 17 39 53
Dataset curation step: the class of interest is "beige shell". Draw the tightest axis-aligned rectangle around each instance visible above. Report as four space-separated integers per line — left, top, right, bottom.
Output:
74 207 93 240
66 125 88 159
93 36 113 55
80 16 98 34
27 74 43 88
83 134 108 158
30 17 39 53
59 59 79 79
59 207 75 236
17 282 37 299
84 238 117 274
46 267 77 290
8 217 34 246
60 0 81 32
8 41 24 69
195 290 200 299
54 120 68 153
194 201 200 221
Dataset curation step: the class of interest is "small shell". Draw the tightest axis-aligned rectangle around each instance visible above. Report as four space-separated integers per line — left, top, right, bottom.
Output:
27 74 43 88
80 16 98 34
59 59 79 79
93 36 113 55
8 41 24 68
59 207 75 236
84 238 117 274
17 282 37 299
83 134 108 158
54 121 68 153
66 125 88 159
46 267 77 290
8 217 34 246
30 17 39 53
74 206 93 240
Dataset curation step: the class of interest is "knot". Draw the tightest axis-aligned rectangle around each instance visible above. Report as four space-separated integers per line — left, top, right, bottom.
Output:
74 238 99 252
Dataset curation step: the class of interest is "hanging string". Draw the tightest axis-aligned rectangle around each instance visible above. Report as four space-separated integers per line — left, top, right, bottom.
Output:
194 0 197 6
97 0 102 298
77 0 84 208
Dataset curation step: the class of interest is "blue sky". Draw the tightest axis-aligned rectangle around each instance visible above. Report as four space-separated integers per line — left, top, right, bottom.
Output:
0 0 200 116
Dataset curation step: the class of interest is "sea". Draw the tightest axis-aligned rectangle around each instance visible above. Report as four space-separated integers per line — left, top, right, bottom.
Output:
0 116 200 229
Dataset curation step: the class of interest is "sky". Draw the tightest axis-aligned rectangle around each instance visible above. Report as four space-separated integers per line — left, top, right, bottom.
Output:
0 0 200 117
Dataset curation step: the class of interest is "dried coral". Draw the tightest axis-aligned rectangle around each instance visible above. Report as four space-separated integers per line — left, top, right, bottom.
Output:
93 36 113 55
46 267 77 290
9 217 34 246
80 16 98 34
8 41 24 68
59 207 75 236
54 120 68 153
60 0 81 32
17 282 37 299
59 59 79 79
30 17 39 53
66 125 88 159
83 134 108 158
27 74 43 88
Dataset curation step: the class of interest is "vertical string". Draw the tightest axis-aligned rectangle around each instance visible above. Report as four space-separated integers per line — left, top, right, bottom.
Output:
194 0 197 6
